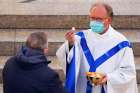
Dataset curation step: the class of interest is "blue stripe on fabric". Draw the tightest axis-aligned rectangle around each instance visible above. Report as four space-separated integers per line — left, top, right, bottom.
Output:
86 81 93 93
76 32 95 72
101 86 105 93
77 31 132 93
94 41 131 68
65 46 76 93
77 32 95 93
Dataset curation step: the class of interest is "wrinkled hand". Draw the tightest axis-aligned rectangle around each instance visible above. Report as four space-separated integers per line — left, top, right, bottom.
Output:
65 27 75 46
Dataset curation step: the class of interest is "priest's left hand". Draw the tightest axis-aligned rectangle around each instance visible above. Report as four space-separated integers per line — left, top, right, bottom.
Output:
96 75 107 86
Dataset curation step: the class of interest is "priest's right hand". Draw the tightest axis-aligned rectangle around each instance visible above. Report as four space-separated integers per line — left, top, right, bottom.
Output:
65 27 75 47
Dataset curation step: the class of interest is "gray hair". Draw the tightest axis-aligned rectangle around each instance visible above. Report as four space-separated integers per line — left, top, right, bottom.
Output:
26 32 48 50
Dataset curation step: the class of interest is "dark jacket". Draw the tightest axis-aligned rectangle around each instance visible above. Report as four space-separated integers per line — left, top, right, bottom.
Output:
3 46 68 93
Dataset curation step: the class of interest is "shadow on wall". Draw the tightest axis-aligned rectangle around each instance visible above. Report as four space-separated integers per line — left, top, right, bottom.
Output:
19 0 37 3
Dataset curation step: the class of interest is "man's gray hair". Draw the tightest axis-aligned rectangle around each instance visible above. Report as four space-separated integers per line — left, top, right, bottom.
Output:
26 32 48 50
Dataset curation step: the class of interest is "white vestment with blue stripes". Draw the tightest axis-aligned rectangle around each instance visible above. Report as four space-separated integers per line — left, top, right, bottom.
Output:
56 26 138 93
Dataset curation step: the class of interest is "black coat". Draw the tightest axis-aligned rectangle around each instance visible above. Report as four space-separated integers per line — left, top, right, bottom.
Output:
3 46 68 93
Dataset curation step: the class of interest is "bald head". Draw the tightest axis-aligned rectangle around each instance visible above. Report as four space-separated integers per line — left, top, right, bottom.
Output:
89 3 113 34
90 3 114 19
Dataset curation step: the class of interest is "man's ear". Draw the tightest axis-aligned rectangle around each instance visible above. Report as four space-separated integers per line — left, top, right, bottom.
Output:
107 17 112 24
44 48 48 55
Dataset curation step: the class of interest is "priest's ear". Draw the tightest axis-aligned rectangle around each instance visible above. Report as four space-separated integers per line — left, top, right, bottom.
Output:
105 17 112 25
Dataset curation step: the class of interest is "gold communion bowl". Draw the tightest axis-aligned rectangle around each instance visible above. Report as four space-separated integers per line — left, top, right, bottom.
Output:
86 72 104 85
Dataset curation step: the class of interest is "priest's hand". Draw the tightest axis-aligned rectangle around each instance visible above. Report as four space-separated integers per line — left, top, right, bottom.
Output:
96 75 107 86
65 27 75 47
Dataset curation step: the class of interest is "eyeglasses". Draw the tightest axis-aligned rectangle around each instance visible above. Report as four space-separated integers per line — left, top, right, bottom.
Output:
90 17 108 22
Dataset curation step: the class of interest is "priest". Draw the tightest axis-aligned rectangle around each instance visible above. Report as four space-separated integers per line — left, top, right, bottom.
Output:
56 3 138 93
